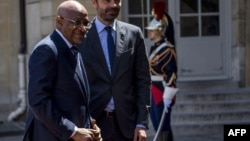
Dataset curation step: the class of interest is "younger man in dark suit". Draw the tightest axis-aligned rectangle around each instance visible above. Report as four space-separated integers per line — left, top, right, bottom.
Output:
79 0 151 141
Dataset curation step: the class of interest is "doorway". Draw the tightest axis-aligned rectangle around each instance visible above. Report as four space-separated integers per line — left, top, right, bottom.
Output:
169 0 232 81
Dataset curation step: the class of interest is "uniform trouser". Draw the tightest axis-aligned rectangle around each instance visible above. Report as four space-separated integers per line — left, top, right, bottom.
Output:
155 131 173 141
150 99 173 141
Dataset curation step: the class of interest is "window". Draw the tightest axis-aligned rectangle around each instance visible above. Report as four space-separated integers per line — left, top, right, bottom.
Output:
126 0 154 37
180 0 220 37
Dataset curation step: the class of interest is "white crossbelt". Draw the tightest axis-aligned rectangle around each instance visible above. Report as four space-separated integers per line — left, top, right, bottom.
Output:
149 42 167 60
151 75 164 81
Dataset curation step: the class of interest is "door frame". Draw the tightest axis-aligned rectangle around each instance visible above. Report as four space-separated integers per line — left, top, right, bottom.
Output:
168 0 232 81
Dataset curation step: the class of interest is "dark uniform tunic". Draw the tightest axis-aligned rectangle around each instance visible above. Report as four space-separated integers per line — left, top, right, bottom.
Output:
149 37 177 133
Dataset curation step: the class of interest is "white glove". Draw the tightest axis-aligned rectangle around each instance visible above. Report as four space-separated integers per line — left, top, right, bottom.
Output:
163 86 179 100
163 99 172 113
163 86 179 113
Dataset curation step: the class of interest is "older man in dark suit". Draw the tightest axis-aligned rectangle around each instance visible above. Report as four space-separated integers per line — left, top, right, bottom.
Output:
79 0 151 141
23 1 101 141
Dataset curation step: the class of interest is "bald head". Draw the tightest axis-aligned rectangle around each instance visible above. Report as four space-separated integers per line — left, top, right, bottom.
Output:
57 0 87 17
55 0 89 45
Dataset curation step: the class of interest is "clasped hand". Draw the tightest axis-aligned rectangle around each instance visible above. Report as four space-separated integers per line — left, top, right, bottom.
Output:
72 120 102 141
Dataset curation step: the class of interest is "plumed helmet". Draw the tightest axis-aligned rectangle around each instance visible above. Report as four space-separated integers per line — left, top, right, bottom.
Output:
146 0 168 35
145 18 162 30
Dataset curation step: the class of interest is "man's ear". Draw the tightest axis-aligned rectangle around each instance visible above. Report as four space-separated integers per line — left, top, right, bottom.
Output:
56 16 62 28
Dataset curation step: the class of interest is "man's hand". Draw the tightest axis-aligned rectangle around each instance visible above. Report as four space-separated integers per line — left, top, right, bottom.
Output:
133 127 147 141
71 119 102 141
71 127 95 141
91 119 102 141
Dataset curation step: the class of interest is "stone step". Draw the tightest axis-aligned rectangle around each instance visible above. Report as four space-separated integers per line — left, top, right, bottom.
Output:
173 99 250 112
172 124 224 136
172 120 250 136
168 86 250 136
172 109 250 123
172 119 250 126
176 88 250 102
177 81 239 90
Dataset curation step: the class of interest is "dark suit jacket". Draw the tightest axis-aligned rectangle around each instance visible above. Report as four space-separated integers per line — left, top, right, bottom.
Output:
79 20 151 138
23 30 91 141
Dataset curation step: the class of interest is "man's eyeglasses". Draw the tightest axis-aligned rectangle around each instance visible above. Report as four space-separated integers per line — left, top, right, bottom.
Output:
60 15 90 28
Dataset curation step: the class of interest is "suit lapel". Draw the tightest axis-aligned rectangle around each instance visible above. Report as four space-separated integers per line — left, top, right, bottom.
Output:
73 53 90 104
112 21 127 76
88 22 111 77
79 56 90 99
84 20 127 78
51 31 89 102
77 54 90 97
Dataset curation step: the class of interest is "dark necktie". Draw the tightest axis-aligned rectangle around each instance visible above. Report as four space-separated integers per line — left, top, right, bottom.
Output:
71 46 91 127
71 46 78 60
105 26 115 72
71 46 89 96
